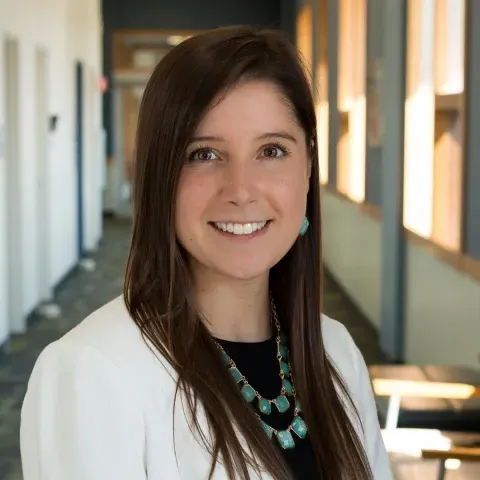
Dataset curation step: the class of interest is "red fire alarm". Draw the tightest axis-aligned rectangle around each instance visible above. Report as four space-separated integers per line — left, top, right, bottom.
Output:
99 76 108 93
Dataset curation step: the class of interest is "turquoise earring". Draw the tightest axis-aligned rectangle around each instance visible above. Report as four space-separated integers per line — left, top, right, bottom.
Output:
299 216 309 236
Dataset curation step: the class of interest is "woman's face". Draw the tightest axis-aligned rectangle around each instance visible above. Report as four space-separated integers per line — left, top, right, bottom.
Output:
175 80 311 281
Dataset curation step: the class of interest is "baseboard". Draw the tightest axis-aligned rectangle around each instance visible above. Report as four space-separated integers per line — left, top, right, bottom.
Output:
53 264 79 297
0 226 115 359
323 266 398 364
323 266 380 333
0 337 9 358
26 306 42 328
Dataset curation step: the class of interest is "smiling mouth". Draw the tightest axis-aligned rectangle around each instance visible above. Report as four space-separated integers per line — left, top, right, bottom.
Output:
210 221 271 236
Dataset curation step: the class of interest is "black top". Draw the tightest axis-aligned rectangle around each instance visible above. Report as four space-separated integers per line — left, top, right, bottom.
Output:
217 337 321 479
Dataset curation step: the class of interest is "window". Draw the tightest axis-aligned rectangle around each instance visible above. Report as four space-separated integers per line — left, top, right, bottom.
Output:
296 4 313 80
403 0 466 251
316 0 329 184
336 0 367 202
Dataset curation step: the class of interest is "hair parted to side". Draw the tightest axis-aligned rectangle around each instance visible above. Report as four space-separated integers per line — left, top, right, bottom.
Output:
124 26 373 480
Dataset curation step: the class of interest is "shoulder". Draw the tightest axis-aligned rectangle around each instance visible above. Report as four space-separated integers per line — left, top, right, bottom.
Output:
61 294 141 352
54 295 157 363
321 314 371 417
321 315 393 479
321 314 359 378
28 295 173 395
321 314 355 355
20 297 151 479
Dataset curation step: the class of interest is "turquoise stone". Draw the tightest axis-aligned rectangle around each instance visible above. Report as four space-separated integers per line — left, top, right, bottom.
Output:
276 430 295 449
280 333 288 345
261 421 274 439
279 343 288 359
229 367 242 383
283 379 293 395
281 361 290 376
292 416 308 439
221 350 230 365
241 385 256 403
258 397 272 415
274 395 290 413
295 398 302 412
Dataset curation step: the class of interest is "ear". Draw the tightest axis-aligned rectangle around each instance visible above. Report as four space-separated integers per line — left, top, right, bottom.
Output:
306 137 314 186
304 158 312 195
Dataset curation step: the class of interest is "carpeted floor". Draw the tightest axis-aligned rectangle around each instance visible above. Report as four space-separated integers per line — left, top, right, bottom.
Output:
0 218 386 480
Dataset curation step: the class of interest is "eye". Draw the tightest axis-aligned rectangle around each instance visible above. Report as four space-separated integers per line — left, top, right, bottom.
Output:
259 143 289 159
188 148 218 163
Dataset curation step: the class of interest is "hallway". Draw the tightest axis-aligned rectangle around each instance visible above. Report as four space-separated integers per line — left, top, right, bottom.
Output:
0 218 386 480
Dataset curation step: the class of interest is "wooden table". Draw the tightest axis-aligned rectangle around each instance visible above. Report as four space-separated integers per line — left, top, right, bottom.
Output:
371 366 480 480
382 427 480 479
368 365 480 430
422 447 480 479
422 431 480 480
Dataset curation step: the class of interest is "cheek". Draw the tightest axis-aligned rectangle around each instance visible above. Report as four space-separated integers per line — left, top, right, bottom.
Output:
175 173 209 232
272 171 309 214
176 175 195 231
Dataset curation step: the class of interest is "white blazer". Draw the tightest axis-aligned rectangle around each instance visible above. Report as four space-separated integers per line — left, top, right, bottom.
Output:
20 295 393 479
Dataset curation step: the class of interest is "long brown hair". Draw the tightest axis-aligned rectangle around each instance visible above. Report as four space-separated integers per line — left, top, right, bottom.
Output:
124 26 373 480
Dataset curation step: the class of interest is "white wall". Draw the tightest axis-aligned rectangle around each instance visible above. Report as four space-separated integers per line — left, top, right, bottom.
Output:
321 189 382 329
322 187 480 369
0 0 104 342
405 243 480 369
0 48 6 344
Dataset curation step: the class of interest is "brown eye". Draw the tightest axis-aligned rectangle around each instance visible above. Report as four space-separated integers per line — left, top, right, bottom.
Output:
260 145 286 159
190 149 217 162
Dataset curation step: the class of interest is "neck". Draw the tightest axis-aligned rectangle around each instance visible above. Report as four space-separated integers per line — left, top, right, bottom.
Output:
191 266 271 343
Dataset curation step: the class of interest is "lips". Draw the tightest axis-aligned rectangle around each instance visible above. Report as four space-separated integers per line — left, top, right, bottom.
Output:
212 221 269 235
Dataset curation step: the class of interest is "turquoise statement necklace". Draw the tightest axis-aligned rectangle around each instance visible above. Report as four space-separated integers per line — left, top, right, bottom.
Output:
215 299 308 450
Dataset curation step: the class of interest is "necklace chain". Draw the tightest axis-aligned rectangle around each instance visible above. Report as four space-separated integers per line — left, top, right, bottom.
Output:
214 296 308 450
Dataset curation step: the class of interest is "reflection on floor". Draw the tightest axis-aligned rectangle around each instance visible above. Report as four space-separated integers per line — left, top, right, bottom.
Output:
0 218 386 479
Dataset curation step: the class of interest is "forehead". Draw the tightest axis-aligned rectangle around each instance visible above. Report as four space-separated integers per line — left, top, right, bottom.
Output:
194 81 302 137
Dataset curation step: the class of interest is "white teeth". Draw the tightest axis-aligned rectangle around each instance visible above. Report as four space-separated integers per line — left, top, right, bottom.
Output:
213 221 268 235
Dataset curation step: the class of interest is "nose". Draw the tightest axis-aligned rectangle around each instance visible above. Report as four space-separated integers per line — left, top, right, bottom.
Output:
220 160 257 206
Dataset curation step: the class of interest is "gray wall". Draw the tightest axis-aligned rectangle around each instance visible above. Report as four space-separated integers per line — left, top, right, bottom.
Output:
326 0 339 187
365 0 385 207
101 0 296 155
465 0 480 261
379 0 407 361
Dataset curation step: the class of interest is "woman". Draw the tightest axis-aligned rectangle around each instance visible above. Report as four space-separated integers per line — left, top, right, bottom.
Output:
20 27 392 479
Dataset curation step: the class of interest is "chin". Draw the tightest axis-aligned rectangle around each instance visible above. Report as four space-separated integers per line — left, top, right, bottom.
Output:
214 262 271 282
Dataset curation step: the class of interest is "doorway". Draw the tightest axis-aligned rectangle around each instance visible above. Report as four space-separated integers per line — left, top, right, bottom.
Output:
3 39 23 334
35 49 52 302
110 72 148 218
75 62 85 259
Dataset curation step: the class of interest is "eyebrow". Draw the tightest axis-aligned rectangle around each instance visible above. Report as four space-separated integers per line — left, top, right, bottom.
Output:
258 131 298 143
190 131 298 144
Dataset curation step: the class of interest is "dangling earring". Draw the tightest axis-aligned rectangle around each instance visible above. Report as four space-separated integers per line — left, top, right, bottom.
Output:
299 216 309 236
